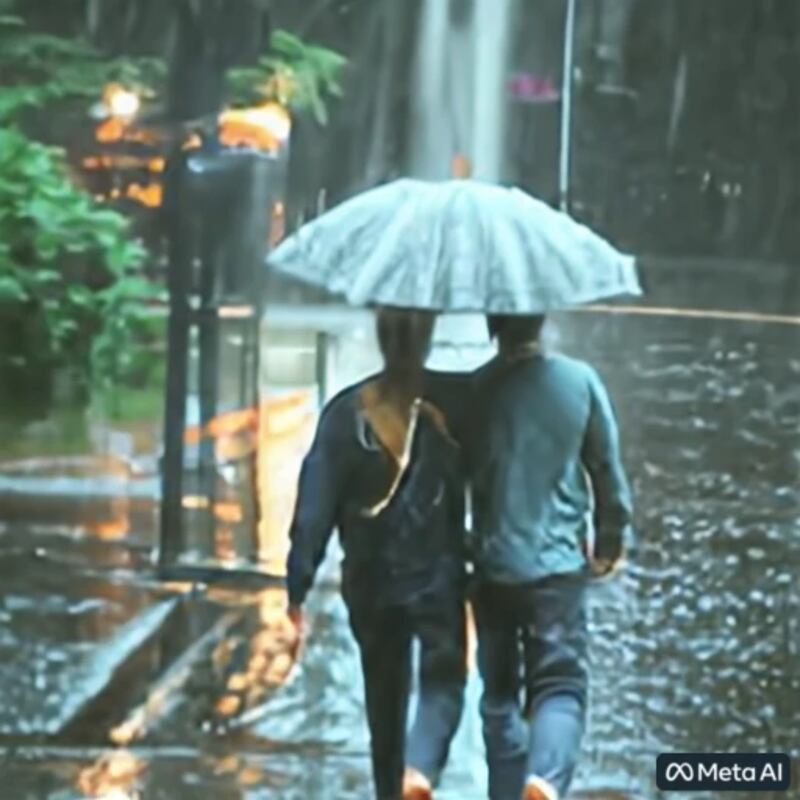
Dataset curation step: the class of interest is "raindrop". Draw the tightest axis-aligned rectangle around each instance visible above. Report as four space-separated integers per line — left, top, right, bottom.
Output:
697 596 715 613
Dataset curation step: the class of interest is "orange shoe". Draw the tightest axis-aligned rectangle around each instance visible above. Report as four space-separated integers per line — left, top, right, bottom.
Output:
523 775 559 800
402 766 433 800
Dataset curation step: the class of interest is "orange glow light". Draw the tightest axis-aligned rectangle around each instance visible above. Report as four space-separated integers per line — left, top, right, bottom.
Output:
86 518 130 540
102 83 141 118
96 117 126 143
219 102 291 153
208 408 259 439
83 154 165 174
451 153 473 178
182 495 210 510
126 182 163 208
214 502 244 524
183 133 202 151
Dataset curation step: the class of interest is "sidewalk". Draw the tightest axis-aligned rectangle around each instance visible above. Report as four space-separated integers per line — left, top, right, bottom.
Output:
0 517 644 799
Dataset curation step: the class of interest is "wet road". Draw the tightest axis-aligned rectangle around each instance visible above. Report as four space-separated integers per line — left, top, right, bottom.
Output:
2 266 800 798
560 309 800 798
243 306 800 799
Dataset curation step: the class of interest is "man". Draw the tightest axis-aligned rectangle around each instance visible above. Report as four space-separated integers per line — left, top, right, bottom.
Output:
468 314 634 800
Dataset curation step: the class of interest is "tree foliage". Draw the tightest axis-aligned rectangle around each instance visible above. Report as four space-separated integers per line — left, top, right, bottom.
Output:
0 9 162 414
0 127 161 405
0 10 165 122
228 29 347 124
0 3 345 417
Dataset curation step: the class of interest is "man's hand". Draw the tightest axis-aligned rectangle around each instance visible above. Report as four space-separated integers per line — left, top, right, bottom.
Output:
589 554 626 579
583 536 627 578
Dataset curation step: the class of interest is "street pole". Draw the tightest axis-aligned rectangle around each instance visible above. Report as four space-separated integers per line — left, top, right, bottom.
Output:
559 0 578 212
158 0 271 576
159 147 193 567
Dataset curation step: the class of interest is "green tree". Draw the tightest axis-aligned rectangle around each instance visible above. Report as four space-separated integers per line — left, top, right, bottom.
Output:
228 29 346 124
0 9 162 417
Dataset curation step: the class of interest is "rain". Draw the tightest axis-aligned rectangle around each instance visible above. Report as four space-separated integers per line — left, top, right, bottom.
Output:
0 1 798 799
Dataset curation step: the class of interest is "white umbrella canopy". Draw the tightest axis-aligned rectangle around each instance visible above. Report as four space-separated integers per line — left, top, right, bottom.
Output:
267 178 642 314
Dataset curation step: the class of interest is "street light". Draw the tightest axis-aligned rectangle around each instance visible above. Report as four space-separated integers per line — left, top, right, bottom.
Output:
91 83 142 121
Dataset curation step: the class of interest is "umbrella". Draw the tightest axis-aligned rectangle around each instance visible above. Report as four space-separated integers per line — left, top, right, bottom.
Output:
267 178 641 314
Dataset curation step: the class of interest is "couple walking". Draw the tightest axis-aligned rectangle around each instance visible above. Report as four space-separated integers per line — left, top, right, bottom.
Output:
286 308 634 800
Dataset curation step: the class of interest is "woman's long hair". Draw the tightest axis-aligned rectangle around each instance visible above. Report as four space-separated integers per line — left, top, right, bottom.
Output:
375 307 436 406
358 308 436 514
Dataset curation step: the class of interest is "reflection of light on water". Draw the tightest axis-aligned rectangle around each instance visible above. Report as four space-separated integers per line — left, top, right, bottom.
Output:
211 587 299 725
76 750 145 799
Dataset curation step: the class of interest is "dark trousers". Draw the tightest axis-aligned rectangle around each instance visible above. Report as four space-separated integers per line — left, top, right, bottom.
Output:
472 572 589 800
344 571 467 800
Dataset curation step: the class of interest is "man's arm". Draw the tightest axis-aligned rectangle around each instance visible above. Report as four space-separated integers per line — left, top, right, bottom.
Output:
286 396 354 609
581 367 634 568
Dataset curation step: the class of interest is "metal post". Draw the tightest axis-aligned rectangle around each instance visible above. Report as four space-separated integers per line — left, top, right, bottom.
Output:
559 0 579 212
159 149 191 567
197 214 221 553
315 331 329 407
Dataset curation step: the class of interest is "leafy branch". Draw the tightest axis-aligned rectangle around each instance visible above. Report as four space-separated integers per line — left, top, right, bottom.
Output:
228 29 347 125
0 7 163 412
0 128 162 396
0 13 164 122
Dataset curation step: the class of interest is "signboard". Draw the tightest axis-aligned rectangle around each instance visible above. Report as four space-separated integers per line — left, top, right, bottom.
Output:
508 72 561 103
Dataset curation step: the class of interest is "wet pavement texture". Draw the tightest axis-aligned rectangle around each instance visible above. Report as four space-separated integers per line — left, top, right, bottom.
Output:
0 527 165 737
2 266 800 798
558 309 800 798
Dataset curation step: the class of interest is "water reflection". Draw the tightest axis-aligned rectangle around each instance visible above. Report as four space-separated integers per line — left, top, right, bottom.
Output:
210 587 298 725
2 308 798 799
76 750 146 799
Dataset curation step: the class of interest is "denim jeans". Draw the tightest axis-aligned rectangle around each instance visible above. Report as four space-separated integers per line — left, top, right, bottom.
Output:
472 572 589 799
344 567 467 800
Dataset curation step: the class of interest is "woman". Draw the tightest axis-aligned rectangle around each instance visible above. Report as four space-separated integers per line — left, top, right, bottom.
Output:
286 308 467 800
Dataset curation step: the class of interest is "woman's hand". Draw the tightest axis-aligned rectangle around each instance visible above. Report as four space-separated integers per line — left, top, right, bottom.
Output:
287 604 307 660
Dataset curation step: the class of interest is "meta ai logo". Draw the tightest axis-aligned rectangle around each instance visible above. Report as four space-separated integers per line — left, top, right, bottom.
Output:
657 753 791 792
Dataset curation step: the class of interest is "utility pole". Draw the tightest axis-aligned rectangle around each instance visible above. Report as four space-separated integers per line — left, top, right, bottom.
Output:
559 0 578 212
159 1 279 583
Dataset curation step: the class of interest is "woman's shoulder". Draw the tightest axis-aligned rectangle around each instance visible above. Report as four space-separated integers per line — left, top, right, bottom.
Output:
321 374 377 416
316 380 370 441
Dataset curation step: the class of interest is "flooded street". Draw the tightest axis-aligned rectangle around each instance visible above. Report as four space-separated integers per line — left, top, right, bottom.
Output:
2 259 799 798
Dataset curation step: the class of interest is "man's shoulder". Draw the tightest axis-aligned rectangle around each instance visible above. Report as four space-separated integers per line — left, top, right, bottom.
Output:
545 353 595 378
473 352 595 382
544 356 612 405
